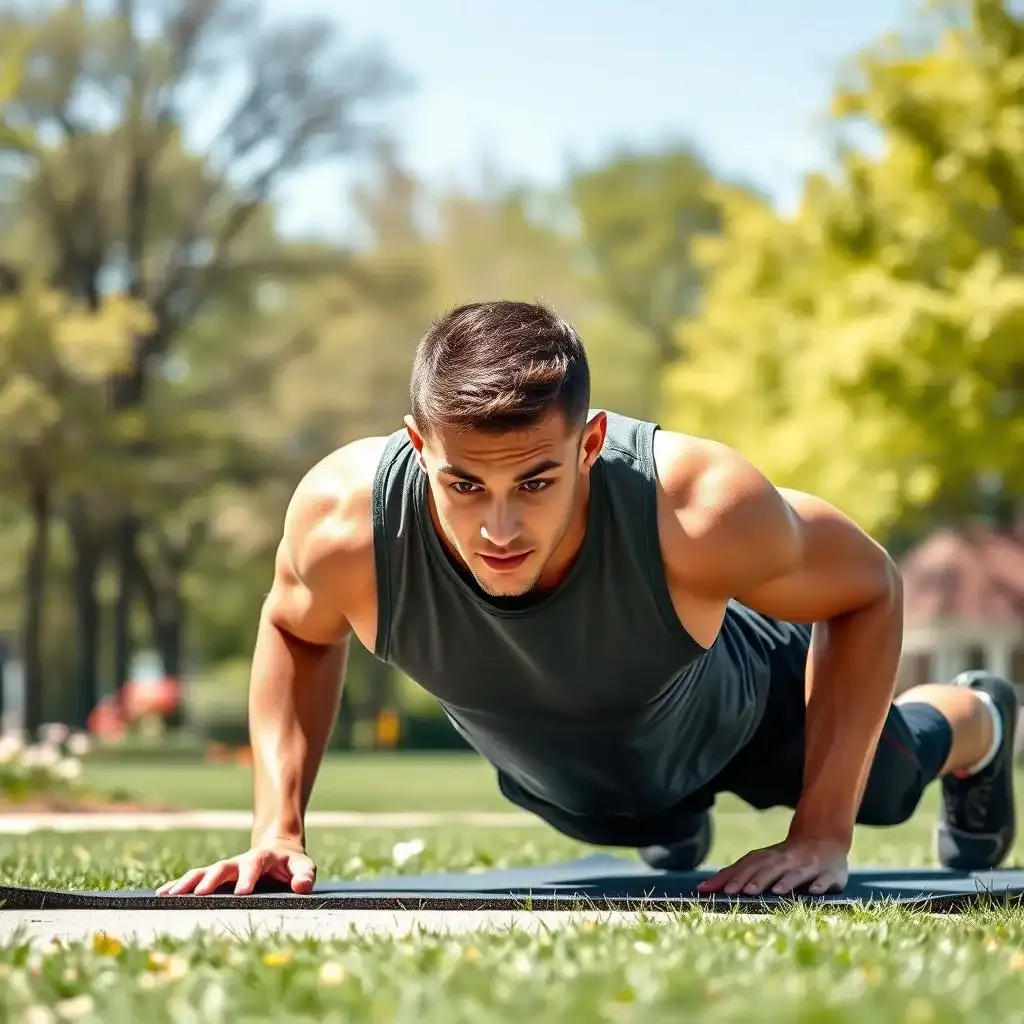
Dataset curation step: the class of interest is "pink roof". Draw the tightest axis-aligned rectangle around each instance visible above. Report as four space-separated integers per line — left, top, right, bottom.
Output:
898 527 1024 626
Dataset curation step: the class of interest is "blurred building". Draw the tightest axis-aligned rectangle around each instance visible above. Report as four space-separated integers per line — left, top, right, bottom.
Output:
897 525 1024 692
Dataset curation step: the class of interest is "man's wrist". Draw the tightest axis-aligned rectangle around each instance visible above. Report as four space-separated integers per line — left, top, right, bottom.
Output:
787 797 855 848
251 814 305 849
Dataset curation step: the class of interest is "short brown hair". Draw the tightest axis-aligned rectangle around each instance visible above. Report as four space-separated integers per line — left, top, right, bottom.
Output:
410 300 591 435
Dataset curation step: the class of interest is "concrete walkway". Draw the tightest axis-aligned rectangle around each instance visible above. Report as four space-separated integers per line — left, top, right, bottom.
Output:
0 907 674 947
0 810 538 834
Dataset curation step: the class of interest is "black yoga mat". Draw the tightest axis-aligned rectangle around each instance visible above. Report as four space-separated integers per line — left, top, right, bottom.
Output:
2 855 1023 913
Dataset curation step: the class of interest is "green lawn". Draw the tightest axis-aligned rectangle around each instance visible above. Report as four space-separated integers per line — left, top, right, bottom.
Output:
82 751 511 812
2 767 1024 1022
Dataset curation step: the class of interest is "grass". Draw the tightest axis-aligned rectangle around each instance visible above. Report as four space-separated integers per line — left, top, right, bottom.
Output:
81 751 510 812
3 759 1024 1021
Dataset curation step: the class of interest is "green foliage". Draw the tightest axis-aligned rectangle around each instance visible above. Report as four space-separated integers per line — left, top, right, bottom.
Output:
570 144 746 411
667 0 1024 536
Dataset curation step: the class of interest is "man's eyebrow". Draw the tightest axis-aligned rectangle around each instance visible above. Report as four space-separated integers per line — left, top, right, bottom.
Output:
514 459 562 482
437 459 563 484
438 464 484 484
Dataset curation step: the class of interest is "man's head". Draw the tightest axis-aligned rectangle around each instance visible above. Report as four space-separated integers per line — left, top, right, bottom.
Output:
405 300 606 597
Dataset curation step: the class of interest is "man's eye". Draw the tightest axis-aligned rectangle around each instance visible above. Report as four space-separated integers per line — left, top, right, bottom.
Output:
521 479 550 493
451 481 479 494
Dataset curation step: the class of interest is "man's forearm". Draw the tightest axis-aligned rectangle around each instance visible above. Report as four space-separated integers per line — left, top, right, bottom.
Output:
248 612 349 847
789 581 903 845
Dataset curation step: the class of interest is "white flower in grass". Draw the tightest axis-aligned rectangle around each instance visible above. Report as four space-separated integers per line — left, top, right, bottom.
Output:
391 838 425 866
18 1007 57 1024
0 733 23 764
22 744 60 769
55 758 83 782
66 732 92 757
39 723 70 746
52 995 93 1020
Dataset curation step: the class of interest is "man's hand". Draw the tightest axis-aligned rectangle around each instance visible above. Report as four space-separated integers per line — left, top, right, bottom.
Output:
696 835 849 897
156 838 317 897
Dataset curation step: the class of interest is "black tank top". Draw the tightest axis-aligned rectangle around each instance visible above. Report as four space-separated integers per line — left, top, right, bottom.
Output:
370 410 795 817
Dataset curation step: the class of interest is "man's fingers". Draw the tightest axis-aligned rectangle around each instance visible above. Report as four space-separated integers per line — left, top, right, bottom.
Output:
769 865 822 895
287 854 317 893
696 865 740 893
809 871 843 895
729 855 779 894
193 861 238 896
234 852 270 895
156 867 208 897
696 851 761 892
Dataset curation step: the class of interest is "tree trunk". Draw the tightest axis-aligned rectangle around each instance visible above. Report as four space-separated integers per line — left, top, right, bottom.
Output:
112 513 140 701
67 505 104 730
129 542 185 678
157 591 184 679
20 482 51 738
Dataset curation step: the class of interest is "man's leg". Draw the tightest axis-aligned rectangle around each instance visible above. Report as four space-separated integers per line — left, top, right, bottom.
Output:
895 671 1019 870
702 663 1017 871
637 811 713 871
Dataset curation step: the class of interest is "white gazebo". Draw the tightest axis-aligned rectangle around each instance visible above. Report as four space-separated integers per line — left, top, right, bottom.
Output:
896 526 1024 692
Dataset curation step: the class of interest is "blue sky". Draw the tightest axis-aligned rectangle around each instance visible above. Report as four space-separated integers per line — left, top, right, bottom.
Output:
263 0 919 237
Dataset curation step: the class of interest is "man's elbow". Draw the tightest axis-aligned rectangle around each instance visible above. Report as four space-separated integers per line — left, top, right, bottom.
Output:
878 553 904 616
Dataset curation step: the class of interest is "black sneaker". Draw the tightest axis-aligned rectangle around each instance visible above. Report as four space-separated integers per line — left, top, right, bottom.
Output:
639 811 713 871
936 671 1019 872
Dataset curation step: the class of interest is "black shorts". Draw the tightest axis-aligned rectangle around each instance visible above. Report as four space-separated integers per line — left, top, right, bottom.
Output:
500 626 954 849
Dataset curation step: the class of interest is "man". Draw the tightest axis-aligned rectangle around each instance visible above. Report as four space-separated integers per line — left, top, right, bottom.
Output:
158 300 1018 900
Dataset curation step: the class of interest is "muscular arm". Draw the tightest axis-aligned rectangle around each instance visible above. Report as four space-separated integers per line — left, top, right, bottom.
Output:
249 445 379 849
659 436 903 846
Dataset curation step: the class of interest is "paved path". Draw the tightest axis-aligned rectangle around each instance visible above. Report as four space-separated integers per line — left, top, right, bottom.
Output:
0 907 681 946
0 810 538 834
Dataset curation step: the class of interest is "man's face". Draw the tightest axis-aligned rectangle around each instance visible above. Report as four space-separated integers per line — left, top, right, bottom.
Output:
407 410 606 597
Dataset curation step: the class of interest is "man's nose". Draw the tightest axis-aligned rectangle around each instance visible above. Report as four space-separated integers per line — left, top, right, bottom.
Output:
480 503 521 549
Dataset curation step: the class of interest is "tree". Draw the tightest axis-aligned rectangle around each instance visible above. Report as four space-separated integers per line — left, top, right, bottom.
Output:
0 0 406 718
569 144 742 413
0 26 33 154
666 0 1024 539
0 280 152 731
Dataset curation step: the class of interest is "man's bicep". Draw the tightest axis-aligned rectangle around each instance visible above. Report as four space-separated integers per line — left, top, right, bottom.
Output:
263 504 358 647
262 548 348 647
734 490 901 624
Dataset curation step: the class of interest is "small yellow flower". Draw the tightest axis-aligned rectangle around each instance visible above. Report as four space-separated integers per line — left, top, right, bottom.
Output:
1010 951 1024 971
146 952 187 979
261 949 293 967
91 933 122 957
463 947 481 962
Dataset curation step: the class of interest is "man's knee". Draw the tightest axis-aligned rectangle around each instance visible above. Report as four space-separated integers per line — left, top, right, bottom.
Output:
857 774 925 826
857 743 929 826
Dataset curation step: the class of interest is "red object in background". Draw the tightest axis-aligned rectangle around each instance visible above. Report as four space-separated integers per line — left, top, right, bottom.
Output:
122 676 182 719
87 697 126 740
85 676 183 737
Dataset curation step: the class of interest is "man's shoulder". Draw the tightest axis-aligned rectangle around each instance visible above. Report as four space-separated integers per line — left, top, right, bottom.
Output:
283 434 394 573
651 429 800 587
651 429 768 519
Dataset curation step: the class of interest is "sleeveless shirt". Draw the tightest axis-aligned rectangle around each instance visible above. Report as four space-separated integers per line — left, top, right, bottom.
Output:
369 410 803 818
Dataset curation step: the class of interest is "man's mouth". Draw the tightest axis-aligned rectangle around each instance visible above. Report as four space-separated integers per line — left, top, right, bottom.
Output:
478 550 532 572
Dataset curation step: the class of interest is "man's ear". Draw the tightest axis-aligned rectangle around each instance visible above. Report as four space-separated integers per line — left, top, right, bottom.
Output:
404 415 425 453
404 415 428 469
579 411 607 469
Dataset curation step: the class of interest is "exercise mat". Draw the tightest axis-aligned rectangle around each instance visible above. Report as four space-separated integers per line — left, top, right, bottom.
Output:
2 855 1023 913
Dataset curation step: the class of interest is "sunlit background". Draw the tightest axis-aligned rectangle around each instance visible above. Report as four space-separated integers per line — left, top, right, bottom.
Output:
0 0 1021 784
